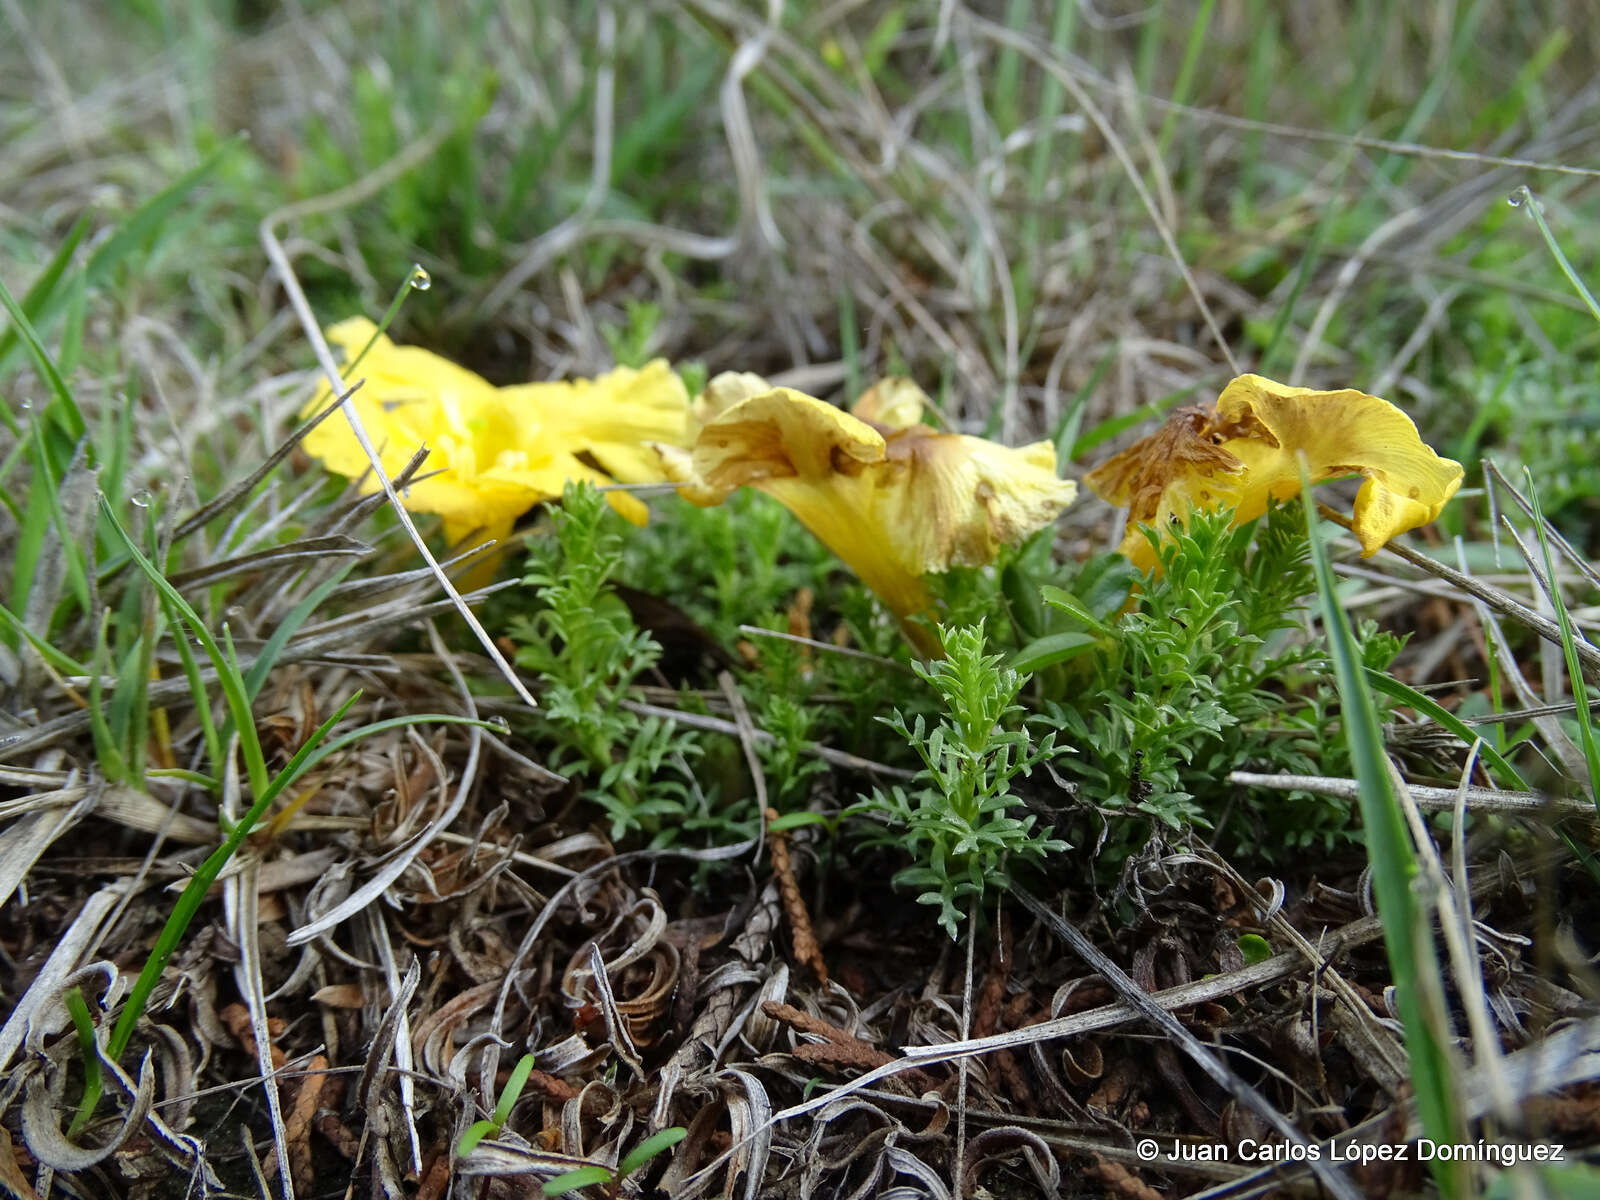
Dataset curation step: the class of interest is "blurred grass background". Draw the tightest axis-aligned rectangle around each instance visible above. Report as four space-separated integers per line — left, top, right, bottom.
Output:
3 0 1598 528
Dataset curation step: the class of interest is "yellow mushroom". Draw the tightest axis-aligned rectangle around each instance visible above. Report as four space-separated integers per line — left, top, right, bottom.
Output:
303 319 690 550
1087 374 1463 570
657 381 1077 654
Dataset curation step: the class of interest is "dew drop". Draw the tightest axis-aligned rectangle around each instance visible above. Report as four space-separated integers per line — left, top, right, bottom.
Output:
486 716 511 735
1507 186 1532 209
18 398 33 411
408 265 432 292
130 489 152 508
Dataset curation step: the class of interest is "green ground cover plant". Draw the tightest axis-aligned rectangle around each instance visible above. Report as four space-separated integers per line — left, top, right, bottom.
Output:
511 482 702 841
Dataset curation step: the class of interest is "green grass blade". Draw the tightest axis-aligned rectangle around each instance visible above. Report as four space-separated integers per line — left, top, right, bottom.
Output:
1051 346 1115 465
57 269 87 378
260 712 495 807
838 286 861 403
0 600 87 673
1524 470 1600 809
1464 29 1568 142
12 214 90 323
1514 186 1600 325
161 591 223 789
107 627 155 782
1302 468 1464 1194
105 689 359 1061
245 567 354 703
0 271 86 441
63 986 103 1139
542 1167 613 1196
0 140 236 379
492 1054 535 1126
88 622 130 786
13 410 94 619
1021 0 1077 293
345 266 432 377
618 1126 688 1177
1155 0 1218 158
96 386 134 512
990 0 1028 134
456 1120 497 1157
610 60 718 186
98 497 270 800
215 563 355 751
0 214 91 435
1362 667 1528 791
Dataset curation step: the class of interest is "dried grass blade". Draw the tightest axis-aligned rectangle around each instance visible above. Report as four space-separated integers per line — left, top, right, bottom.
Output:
1320 505 1600 682
223 852 294 1200
285 636 488 946
0 785 95 910
172 388 361 540
367 911 422 1175
259 215 540 713
1227 771 1591 818
20 1043 154 1173
719 1068 773 1200
348 958 421 1191
584 942 644 1079
166 535 370 591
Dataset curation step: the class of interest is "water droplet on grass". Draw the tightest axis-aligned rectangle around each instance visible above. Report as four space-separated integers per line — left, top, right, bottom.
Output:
486 716 511 735
408 266 432 291
130 489 152 508
1507 186 1535 210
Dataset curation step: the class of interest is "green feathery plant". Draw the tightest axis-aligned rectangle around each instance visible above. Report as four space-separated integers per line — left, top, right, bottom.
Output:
1036 504 1386 864
619 489 834 647
511 481 699 840
849 622 1066 938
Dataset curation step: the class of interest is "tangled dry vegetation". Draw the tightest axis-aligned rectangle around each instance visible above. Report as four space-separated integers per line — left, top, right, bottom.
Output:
3 3 1600 1199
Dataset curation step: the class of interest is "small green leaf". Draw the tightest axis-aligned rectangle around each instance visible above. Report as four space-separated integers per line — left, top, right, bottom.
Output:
618 1126 688 1177
1001 561 1049 639
1078 554 1141 621
1236 933 1273 965
493 1054 536 1126
1039 585 1111 632
767 812 832 833
456 1119 497 1157
542 1166 615 1195
1011 630 1098 673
